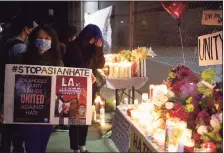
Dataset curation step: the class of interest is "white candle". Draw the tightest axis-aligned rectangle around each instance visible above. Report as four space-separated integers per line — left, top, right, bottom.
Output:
142 93 148 103
115 66 119 78
124 98 128 105
113 100 116 110
153 129 166 146
146 126 154 136
168 144 177 152
134 99 138 105
100 108 105 127
182 128 192 139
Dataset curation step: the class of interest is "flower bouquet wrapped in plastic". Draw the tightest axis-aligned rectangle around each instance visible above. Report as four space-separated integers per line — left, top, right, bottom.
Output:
163 64 200 99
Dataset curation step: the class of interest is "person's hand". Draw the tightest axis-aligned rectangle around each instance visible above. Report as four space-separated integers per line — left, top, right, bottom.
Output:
91 73 96 84
95 39 103 47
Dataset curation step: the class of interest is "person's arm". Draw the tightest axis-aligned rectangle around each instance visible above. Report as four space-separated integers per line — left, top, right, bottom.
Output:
94 46 105 69
9 43 27 64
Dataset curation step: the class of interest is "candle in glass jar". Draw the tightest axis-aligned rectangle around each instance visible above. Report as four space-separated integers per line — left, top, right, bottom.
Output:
113 100 116 110
182 128 192 139
153 129 166 146
142 93 148 103
134 99 139 105
184 139 195 153
168 144 177 152
124 98 128 105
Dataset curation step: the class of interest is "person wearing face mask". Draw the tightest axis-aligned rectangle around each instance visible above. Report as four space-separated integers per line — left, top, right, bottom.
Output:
0 15 37 153
64 24 105 153
20 24 63 153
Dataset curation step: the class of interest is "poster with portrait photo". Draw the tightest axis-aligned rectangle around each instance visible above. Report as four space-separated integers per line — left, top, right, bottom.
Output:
55 76 87 125
13 75 51 123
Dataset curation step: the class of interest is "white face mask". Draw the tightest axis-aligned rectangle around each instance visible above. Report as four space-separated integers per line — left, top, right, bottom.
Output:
35 38 52 54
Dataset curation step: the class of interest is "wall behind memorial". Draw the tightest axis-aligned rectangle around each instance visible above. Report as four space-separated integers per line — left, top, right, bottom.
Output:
97 1 222 95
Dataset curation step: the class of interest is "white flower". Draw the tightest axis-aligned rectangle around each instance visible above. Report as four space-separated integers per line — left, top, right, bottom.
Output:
165 102 174 110
210 114 221 128
197 125 208 135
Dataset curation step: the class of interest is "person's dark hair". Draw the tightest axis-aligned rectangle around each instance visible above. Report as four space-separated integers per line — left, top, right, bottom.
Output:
77 24 102 43
58 24 77 45
23 24 61 65
10 15 36 36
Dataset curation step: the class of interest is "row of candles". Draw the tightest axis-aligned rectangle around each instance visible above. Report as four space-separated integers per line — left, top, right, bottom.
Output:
103 62 132 78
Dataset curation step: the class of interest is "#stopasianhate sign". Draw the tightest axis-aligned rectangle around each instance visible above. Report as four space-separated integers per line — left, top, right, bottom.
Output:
4 64 92 125
198 31 223 66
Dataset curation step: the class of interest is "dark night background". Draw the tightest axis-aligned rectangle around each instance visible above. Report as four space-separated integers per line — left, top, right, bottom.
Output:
0 1 69 24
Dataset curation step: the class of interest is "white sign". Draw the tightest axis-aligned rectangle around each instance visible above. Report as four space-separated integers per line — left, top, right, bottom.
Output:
4 64 92 125
201 10 223 26
111 108 131 152
198 31 223 66
84 6 112 54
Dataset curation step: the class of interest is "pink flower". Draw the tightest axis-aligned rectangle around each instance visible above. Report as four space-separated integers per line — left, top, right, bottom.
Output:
177 68 191 79
197 110 211 125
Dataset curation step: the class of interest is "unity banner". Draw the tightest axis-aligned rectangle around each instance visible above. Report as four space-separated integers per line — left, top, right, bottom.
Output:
4 64 92 125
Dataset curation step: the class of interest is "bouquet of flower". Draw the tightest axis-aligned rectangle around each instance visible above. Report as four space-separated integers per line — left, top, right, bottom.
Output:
163 64 200 99
118 50 132 61
163 66 223 151
131 47 156 60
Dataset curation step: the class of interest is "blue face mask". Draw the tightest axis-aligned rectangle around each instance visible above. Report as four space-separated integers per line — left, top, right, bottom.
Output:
35 38 52 52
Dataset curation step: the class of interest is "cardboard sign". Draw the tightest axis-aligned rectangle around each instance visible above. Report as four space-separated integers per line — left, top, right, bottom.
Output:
111 108 131 152
4 64 92 125
202 10 223 26
129 125 156 153
198 31 223 66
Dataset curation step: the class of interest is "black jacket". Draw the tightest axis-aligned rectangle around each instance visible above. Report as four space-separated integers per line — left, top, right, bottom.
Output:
63 39 105 102
63 39 105 71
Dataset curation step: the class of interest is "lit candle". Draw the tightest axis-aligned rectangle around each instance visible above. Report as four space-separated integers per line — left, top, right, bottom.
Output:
146 126 154 136
94 96 101 112
115 66 119 78
134 99 139 105
91 105 96 122
182 128 192 139
153 128 166 146
131 110 138 120
124 98 128 105
184 139 195 153
113 100 116 110
100 108 105 127
179 121 187 129
142 93 148 103
168 144 177 152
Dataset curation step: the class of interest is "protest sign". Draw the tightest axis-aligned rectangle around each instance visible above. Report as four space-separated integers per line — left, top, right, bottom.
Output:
4 64 92 125
201 10 223 26
84 6 112 54
129 125 156 153
111 108 131 152
198 31 222 66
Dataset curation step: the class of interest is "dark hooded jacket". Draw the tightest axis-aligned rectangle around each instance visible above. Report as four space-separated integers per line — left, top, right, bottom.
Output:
63 24 105 103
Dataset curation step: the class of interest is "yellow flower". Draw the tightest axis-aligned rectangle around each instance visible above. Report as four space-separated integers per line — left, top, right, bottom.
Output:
186 97 193 104
185 104 194 112
169 72 176 79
